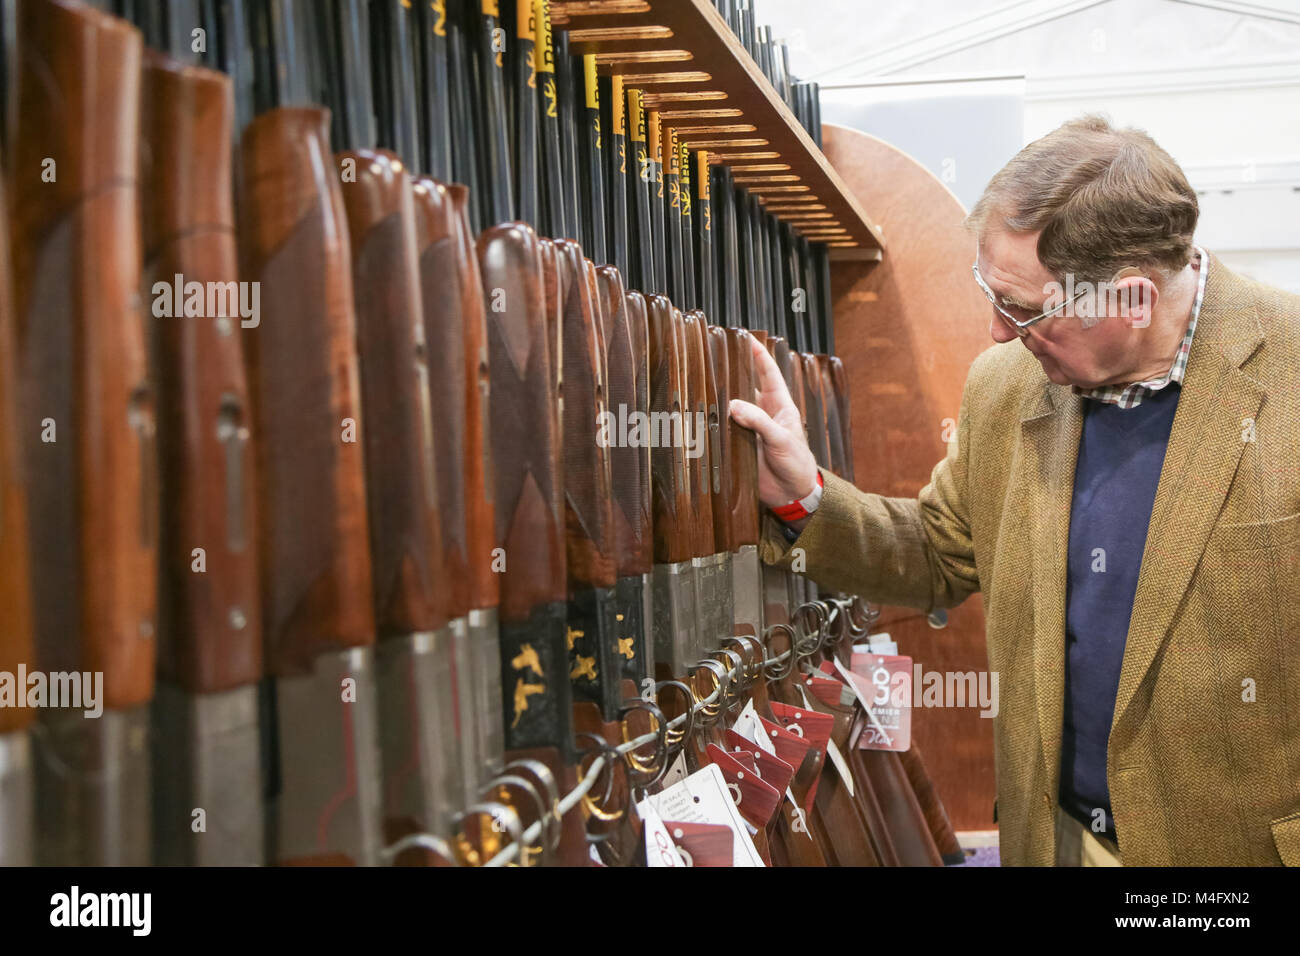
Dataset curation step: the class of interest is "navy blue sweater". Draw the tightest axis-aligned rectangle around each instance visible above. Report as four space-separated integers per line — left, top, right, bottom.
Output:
1060 384 1181 837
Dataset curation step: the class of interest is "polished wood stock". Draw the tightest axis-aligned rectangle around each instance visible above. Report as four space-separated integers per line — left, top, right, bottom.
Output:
682 311 715 558
724 328 761 548
646 295 692 564
828 355 855 483
10 0 156 706
598 268 651 577
800 352 831 470
0 179 33 734
816 353 848 479
237 107 375 676
705 325 735 553
143 53 261 692
558 241 616 591
479 222 567 619
412 178 471 618
339 148 447 637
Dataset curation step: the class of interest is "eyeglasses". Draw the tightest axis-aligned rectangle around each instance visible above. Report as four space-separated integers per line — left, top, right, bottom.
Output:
971 262 1088 334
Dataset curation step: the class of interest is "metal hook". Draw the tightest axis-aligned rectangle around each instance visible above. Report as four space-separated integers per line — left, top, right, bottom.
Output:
483 773 550 867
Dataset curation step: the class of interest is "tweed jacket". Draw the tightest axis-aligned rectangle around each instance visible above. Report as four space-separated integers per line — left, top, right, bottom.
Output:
761 255 1300 866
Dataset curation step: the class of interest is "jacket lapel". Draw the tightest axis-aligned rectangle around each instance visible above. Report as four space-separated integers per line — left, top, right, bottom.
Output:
1112 257 1266 733
1021 379 1083 791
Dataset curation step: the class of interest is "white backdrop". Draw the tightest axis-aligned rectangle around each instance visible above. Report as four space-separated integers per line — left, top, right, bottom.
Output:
754 0 1300 292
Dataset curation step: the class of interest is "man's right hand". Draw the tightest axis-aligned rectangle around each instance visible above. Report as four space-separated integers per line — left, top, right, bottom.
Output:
728 336 820 527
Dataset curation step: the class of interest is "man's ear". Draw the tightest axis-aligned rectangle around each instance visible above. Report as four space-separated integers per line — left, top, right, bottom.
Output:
1116 275 1157 329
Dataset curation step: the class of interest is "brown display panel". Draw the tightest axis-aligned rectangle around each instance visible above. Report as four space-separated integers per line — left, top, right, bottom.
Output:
822 123 996 833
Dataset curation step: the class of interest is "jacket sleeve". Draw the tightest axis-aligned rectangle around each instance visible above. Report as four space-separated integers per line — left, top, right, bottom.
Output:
758 373 980 611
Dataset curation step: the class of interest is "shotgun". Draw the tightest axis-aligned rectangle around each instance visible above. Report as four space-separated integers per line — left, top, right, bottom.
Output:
475 0 514 226
647 295 695 679
0 179 33 867
512 0 538 225
721 327 764 644
411 179 504 811
677 136 697 311
694 151 716 328
556 239 622 720
684 310 731 663
828 356 855 483
315 0 468 851
140 16 264 866
446 0 482 229
238 0 382 865
647 108 667 296
604 73 629 280
816 354 848 479
664 127 685 305
625 86 654 294
533 0 564 238
11 0 156 866
579 54 606 264
415 0 453 181
478 221 588 864
598 269 654 689
554 27 581 239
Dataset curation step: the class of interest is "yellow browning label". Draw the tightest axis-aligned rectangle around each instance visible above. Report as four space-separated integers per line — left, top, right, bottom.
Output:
584 55 599 109
517 0 533 38
697 152 710 199
680 141 692 217
482 0 499 15
611 75 625 136
534 0 554 71
665 129 678 176
431 0 447 36
627 87 645 142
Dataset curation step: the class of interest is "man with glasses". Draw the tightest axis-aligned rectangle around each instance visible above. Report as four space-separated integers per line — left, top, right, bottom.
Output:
731 115 1300 867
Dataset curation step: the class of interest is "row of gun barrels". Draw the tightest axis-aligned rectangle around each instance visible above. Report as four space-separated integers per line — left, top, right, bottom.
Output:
0 0 957 868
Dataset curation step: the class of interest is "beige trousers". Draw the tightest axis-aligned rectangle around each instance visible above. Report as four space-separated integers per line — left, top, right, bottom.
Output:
1054 806 1123 866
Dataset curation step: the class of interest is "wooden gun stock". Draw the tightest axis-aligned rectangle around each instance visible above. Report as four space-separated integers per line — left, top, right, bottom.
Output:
724 328 761 549
10 0 157 706
898 741 965 865
647 295 691 564
412 178 472 618
449 185 499 616
800 352 831 471
480 221 587 864
705 325 734 554
143 52 261 693
557 242 616 592
477 221 573 736
599 269 651 577
238 107 375 675
557 243 622 717
829 355 855 483
816 354 848 480
0 179 32 736
682 311 715 558
339 148 447 638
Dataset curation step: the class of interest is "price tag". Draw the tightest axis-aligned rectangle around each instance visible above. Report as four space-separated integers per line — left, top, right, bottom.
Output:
638 802 688 867
637 763 765 867
835 654 913 752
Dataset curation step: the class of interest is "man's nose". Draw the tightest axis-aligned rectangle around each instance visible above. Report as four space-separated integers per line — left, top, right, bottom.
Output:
989 313 1019 344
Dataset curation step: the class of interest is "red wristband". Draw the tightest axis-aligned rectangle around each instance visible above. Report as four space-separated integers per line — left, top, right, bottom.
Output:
772 473 824 522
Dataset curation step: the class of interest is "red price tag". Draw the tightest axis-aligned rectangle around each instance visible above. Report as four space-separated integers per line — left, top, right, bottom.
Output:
848 652 912 752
